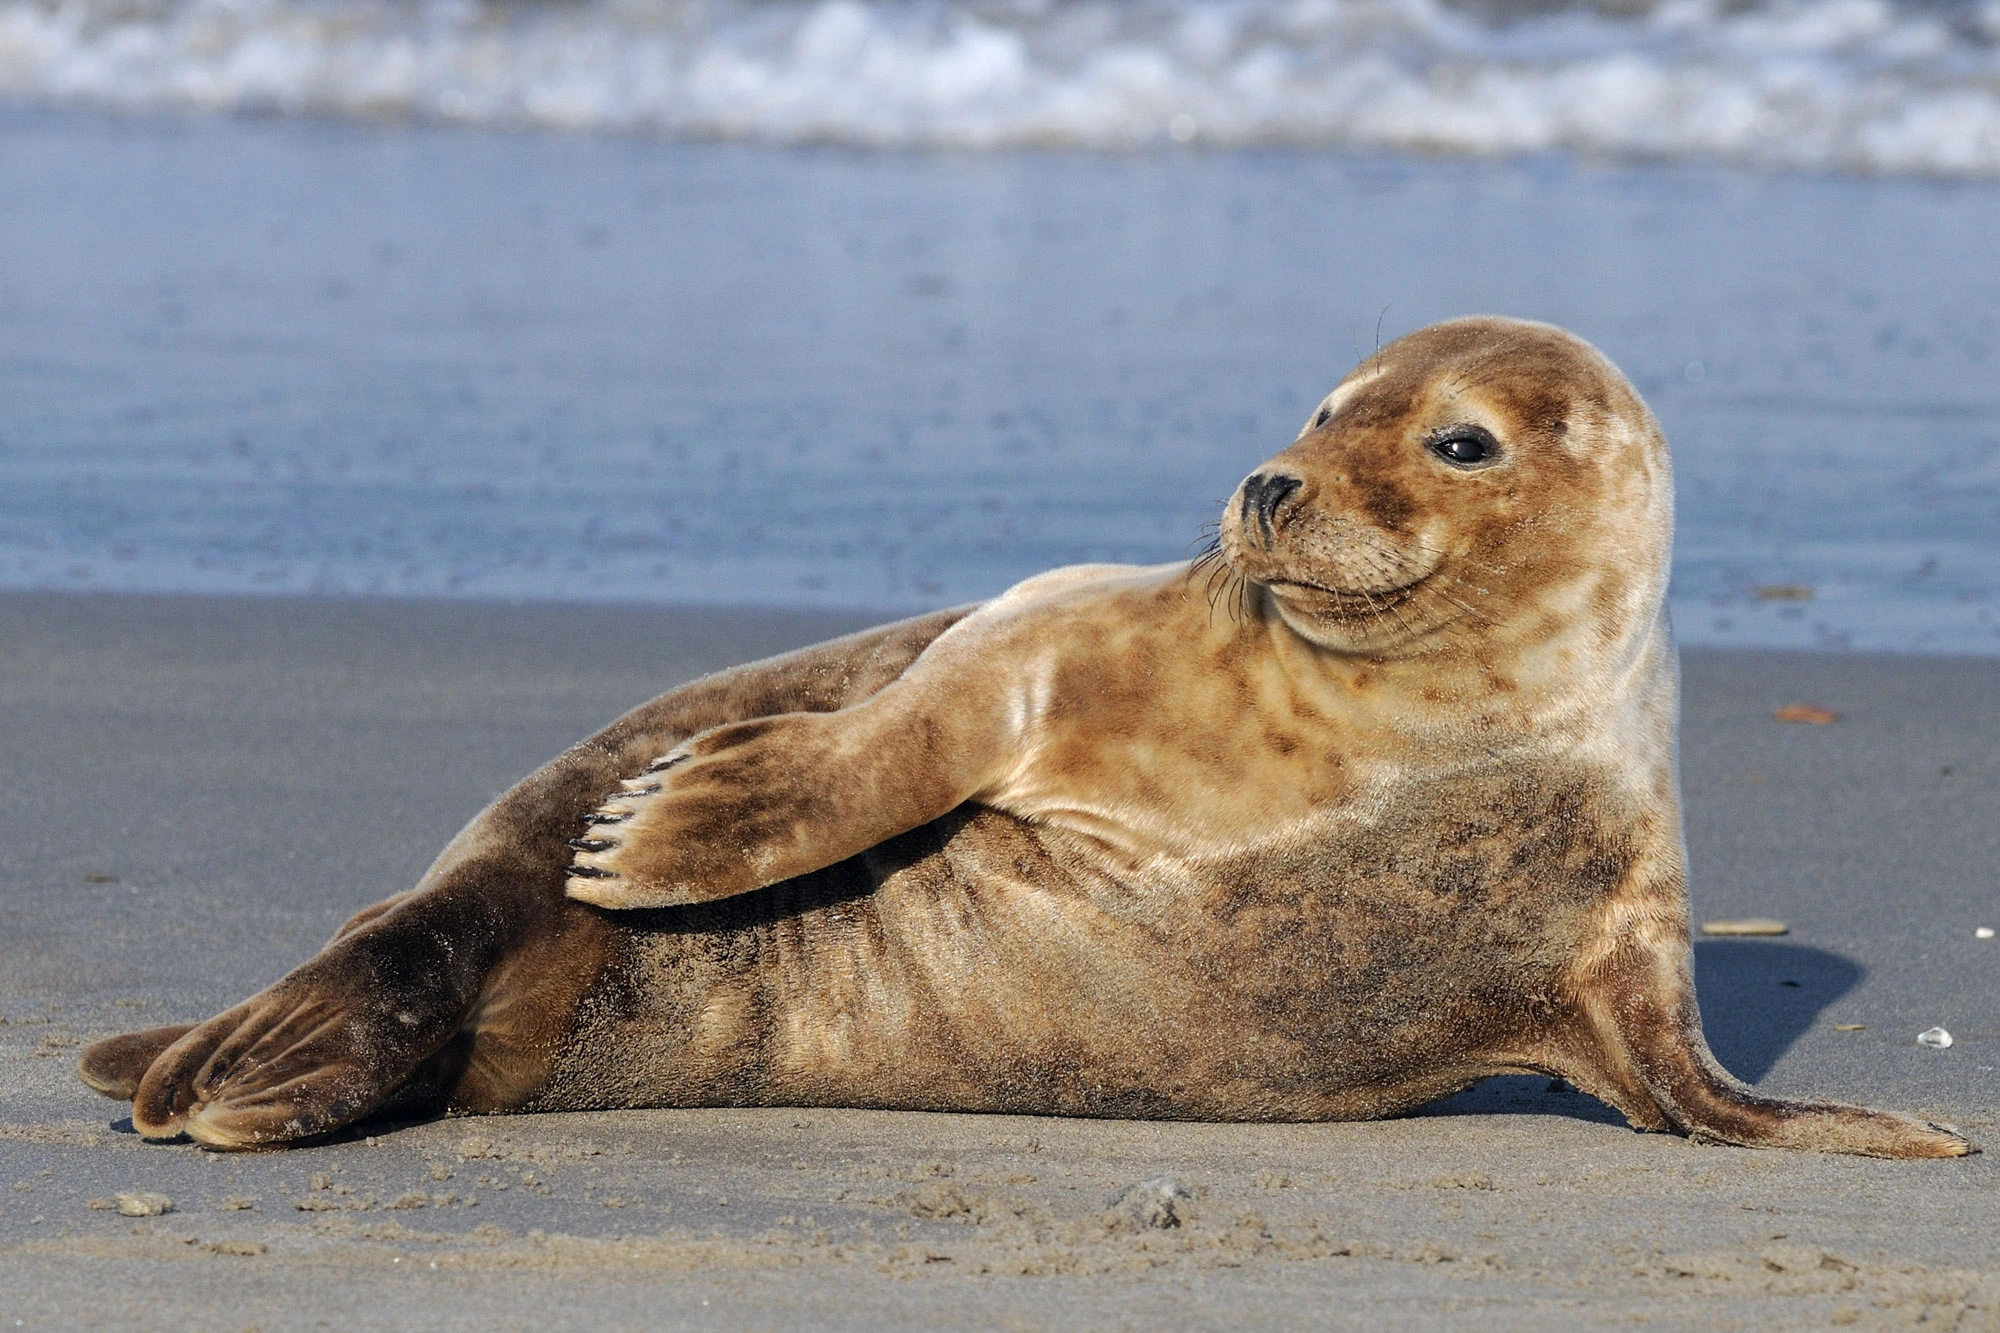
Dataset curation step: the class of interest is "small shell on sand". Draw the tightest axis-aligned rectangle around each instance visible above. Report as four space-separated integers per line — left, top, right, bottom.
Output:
114 1192 173 1217
1917 1027 1953 1049
1699 919 1789 937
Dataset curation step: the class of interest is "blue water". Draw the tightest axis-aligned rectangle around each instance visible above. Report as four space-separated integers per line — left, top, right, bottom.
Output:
2 109 1998 652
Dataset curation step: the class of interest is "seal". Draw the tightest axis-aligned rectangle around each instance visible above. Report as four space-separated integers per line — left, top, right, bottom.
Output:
79 316 1971 1159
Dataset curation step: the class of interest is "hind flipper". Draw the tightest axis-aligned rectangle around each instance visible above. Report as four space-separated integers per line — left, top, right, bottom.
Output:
77 892 415 1107
79 894 429 1109
133 988 411 1147
78 1025 196 1100
129 889 503 1149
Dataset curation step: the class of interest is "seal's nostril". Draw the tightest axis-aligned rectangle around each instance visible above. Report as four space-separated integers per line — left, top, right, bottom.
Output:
1243 473 1303 547
1239 474 1266 536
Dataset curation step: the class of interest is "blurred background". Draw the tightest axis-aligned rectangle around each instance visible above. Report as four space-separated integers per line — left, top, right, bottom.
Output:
2 0 1997 651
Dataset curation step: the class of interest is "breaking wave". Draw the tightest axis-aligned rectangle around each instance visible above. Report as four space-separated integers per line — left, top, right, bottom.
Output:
4 0 2000 172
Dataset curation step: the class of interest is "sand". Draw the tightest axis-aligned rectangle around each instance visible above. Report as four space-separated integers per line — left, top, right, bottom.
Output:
1 591 1994 1329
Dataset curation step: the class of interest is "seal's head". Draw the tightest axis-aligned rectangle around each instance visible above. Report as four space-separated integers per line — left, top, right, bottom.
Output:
1218 317 1671 665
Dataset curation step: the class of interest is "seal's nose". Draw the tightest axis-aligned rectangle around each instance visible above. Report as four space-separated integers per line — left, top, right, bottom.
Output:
1240 472 1303 547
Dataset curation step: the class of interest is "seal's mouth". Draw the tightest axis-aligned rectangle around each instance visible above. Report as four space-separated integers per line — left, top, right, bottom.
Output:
1263 569 1437 621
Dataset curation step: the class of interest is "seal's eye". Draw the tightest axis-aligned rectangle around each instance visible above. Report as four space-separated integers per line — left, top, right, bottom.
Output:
1429 427 1499 469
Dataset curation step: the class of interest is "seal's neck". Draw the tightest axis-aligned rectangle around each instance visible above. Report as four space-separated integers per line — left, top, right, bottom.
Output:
1261 582 1677 770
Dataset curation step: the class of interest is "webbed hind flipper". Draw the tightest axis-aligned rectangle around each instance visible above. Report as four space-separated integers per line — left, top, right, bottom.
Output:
129 889 508 1149
80 893 415 1109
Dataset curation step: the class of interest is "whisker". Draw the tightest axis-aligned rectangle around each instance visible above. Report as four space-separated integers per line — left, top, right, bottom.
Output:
1207 564 1232 619
1410 563 1496 599
1352 585 1399 640
1414 581 1492 625
1204 564 1231 617
1385 531 1506 582
1203 553 1228 594
1362 548 1489 626
1346 549 1438 646
1368 560 1432 640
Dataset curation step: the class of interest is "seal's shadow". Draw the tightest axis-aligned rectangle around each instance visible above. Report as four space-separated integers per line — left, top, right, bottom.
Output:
1691 940 1865 1082
1421 941 1865 1127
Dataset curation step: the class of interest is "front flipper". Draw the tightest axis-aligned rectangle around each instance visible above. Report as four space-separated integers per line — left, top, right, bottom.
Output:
564 683 1007 909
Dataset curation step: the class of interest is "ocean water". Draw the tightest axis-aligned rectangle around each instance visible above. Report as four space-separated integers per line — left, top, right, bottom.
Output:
1 109 1997 652
5 0 2000 174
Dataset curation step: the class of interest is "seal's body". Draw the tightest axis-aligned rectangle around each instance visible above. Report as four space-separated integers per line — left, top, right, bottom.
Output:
81 318 1970 1158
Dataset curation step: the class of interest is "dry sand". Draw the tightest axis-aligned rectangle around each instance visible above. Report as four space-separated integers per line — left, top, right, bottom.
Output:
1 591 1994 1329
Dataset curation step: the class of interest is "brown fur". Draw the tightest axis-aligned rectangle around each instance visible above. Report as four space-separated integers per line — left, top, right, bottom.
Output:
81 317 1970 1158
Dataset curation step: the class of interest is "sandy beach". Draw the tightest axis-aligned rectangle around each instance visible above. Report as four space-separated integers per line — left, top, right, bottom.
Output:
0 590 1994 1328
5 2 1999 1322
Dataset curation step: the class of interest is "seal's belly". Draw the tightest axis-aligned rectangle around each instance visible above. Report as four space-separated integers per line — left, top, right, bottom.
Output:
556 766 1642 1121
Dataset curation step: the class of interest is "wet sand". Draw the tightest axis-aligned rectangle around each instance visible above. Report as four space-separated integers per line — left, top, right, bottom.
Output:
1 591 1995 1328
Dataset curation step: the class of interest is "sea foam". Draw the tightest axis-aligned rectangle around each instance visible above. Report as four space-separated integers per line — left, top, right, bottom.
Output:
3 0 2000 173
